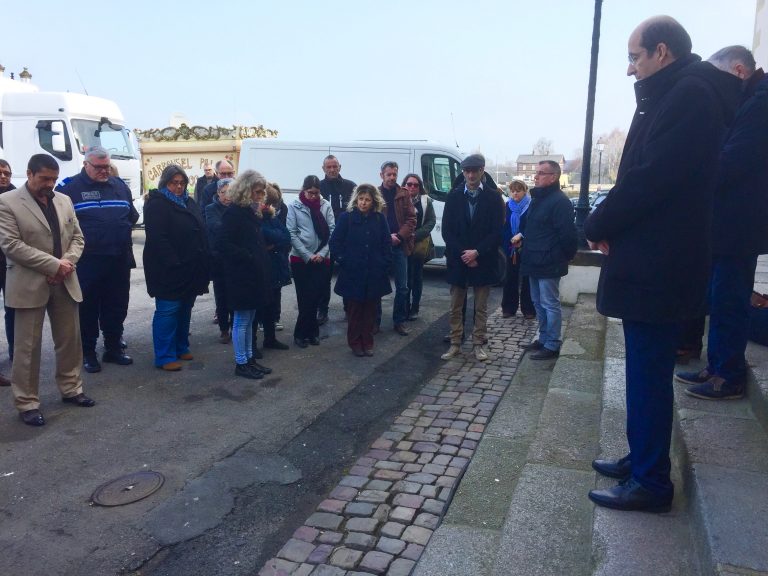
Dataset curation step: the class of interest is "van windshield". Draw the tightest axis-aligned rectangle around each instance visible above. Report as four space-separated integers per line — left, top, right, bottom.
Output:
71 119 137 160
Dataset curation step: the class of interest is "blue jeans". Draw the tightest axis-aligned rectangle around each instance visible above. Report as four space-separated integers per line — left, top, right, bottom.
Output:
391 247 408 325
529 277 562 351
152 297 195 367
623 320 677 499
233 309 257 365
407 254 424 315
707 254 758 384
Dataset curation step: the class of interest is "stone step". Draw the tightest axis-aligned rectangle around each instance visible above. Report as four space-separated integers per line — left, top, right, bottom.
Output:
674 352 768 575
489 295 605 576
593 318 700 575
746 341 768 435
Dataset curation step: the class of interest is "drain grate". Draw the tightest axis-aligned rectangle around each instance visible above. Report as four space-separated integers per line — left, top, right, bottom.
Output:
92 471 165 507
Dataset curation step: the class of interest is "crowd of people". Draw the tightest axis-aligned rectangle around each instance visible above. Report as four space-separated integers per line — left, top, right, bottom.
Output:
1 14 765 524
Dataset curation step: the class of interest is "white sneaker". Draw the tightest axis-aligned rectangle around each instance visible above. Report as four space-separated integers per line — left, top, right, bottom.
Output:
473 345 488 361
275 322 284 331
441 345 462 360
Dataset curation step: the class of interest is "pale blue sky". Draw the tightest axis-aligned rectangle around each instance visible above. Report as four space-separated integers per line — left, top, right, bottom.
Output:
2 0 756 163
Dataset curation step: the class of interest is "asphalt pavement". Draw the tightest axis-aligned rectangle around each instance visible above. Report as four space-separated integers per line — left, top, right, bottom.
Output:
0 230 492 576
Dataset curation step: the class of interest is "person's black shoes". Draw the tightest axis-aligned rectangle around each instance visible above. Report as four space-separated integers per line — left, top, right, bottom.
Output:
294 337 308 349
530 348 559 360
247 358 273 374
235 363 263 380
20 408 45 426
62 393 96 407
83 354 102 373
588 478 672 513
521 340 544 351
592 456 632 480
263 339 289 350
102 351 133 365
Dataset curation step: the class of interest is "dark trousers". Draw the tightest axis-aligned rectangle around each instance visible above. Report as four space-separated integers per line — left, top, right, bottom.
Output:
4 305 14 359
501 256 534 316
212 276 233 333
407 255 424 316
347 299 378 351
77 254 131 353
677 316 705 352
1 275 15 358
291 260 330 340
318 260 334 316
258 287 281 343
623 320 677 498
707 254 758 383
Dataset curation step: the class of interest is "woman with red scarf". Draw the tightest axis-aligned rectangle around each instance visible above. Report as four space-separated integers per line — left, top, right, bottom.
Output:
286 175 335 348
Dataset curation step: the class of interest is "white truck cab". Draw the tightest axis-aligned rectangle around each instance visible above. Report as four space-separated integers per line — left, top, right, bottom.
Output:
237 139 465 263
0 76 143 219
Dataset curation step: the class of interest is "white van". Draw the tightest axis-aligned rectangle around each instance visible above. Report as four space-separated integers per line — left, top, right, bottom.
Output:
237 139 465 264
0 76 143 219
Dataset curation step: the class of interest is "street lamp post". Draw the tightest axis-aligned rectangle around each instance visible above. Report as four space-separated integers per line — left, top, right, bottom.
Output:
575 0 603 248
596 141 605 190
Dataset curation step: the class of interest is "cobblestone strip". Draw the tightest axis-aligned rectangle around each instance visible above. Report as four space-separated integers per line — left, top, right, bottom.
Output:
259 312 537 576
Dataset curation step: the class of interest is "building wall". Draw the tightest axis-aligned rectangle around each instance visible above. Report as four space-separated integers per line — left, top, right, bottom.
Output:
755 0 767 69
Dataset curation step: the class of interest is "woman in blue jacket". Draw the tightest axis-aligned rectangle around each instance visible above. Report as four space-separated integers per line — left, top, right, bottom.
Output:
501 179 535 319
330 184 392 357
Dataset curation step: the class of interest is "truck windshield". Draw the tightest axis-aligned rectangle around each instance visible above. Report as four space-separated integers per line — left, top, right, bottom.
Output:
71 119 137 160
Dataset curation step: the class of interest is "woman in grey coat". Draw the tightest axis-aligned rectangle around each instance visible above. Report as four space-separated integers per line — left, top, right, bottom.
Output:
286 175 335 347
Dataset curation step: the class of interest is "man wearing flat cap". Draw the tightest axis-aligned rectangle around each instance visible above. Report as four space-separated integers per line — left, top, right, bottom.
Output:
441 153 505 361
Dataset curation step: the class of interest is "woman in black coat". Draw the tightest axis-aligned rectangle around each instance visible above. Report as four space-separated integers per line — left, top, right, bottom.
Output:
330 184 392 356
143 165 210 371
257 183 292 350
217 170 273 380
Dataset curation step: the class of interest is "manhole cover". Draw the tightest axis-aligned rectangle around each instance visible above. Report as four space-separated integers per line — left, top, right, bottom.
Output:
92 471 165 507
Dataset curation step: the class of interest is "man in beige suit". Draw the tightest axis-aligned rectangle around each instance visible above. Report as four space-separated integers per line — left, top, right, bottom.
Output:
0 154 95 426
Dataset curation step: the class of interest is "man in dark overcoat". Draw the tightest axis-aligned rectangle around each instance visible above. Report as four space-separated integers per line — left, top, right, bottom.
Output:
441 154 505 362
676 46 768 400
585 16 741 512
516 161 577 360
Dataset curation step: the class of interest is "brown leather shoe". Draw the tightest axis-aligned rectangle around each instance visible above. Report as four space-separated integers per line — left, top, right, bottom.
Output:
161 361 183 371
394 324 410 336
0 372 10 387
178 353 194 361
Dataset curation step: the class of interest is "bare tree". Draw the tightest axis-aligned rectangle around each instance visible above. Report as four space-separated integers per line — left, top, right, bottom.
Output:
532 137 554 155
595 128 627 184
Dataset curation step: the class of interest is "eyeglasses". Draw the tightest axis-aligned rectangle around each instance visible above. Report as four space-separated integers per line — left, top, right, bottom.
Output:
218 171 235 177
168 179 186 187
462 167 483 173
0 170 11 177
87 161 111 172
628 52 642 65
535 171 557 177
404 182 420 188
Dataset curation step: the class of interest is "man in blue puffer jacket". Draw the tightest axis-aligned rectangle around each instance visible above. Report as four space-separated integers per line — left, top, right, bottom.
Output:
57 146 139 373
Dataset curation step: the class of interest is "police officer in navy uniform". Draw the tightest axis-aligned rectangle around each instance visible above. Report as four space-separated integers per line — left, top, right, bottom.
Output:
57 146 138 372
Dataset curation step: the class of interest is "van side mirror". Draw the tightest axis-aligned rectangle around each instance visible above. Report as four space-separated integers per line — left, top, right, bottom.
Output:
51 121 66 153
